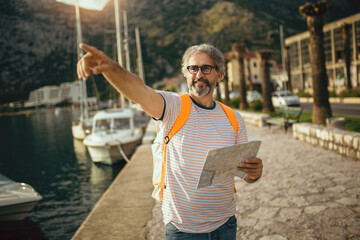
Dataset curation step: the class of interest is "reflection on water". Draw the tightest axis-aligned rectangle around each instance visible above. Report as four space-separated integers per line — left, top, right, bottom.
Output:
0 108 124 240
73 139 88 164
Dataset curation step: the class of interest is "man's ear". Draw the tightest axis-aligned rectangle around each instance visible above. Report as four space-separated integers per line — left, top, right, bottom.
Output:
217 70 223 82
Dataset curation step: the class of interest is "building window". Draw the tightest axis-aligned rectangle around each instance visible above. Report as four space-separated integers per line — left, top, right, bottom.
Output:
254 74 258 79
289 43 299 70
356 21 360 58
335 67 345 86
324 31 332 62
301 39 310 67
334 27 343 62
253 62 257 67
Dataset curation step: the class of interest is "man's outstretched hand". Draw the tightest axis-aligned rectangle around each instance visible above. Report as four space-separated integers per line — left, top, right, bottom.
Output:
237 158 263 183
77 43 115 80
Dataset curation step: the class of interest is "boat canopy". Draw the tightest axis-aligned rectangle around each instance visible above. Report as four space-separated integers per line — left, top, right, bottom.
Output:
93 108 134 121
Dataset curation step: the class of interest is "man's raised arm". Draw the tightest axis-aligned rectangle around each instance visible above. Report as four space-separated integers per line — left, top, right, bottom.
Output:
77 43 164 119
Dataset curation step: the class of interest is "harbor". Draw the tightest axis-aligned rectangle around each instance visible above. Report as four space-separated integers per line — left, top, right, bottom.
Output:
1 0 360 239
0 107 148 239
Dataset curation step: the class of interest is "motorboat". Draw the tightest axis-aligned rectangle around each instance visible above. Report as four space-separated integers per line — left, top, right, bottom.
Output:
0 174 42 221
83 108 143 165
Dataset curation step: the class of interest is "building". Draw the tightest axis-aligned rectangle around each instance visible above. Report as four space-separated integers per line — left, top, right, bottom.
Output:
225 50 280 92
25 81 82 107
285 13 360 93
59 81 82 104
25 85 62 107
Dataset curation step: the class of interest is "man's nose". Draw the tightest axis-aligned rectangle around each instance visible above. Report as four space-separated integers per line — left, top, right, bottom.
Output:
196 69 205 78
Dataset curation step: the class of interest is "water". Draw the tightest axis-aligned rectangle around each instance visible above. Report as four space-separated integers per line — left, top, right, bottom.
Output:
0 109 126 239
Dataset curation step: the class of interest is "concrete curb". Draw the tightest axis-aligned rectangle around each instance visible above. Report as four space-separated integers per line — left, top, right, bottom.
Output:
300 97 360 104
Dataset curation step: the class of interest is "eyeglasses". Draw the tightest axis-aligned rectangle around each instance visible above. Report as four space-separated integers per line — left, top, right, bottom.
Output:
187 65 218 75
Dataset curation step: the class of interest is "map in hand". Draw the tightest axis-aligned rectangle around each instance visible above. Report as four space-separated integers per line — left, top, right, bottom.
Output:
197 141 261 189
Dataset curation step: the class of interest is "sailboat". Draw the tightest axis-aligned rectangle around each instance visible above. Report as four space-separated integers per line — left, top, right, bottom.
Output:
84 1 148 164
71 0 92 140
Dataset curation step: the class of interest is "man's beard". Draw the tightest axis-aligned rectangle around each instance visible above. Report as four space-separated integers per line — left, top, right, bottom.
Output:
189 78 216 97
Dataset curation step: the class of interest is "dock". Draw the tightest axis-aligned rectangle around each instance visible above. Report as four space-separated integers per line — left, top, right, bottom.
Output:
72 120 156 240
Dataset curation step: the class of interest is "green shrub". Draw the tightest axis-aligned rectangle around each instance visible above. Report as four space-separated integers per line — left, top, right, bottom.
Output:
163 84 177 92
339 90 351 97
250 100 263 111
296 91 312 97
229 97 240 109
338 89 360 97
328 90 337 97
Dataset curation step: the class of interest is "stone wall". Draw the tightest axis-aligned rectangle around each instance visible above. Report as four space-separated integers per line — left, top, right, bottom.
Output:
237 111 270 127
293 123 360 160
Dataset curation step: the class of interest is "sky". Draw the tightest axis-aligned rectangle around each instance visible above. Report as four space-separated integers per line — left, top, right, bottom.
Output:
56 0 109 11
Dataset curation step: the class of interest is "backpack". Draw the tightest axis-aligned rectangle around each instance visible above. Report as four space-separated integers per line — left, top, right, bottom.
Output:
151 93 238 202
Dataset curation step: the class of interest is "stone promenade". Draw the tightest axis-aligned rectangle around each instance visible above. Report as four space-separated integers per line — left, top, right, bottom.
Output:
146 124 360 240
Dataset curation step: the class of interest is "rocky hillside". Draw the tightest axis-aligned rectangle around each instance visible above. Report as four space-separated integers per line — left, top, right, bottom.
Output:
1 0 359 103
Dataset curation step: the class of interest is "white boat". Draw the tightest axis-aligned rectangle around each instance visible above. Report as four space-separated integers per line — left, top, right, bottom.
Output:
0 174 42 221
72 119 92 140
84 108 143 165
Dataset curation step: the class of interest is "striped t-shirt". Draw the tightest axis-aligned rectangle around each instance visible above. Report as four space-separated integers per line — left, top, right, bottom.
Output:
155 91 248 233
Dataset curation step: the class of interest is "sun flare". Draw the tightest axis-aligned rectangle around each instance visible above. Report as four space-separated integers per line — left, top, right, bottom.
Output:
56 0 109 11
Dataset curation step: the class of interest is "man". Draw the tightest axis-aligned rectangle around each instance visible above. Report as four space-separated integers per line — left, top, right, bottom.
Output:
77 43 263 240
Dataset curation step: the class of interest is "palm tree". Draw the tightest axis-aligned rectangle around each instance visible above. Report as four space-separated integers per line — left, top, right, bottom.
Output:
258 49 274 113
299 1 332 124
342 23 352 90
285 46 292 91
247 57 254 91
233 43 249 109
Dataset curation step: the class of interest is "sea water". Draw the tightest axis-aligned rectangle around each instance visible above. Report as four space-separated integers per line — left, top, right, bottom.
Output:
0 108 128 239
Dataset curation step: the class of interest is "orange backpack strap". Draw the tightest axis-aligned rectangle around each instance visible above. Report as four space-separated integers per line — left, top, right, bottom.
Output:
217 101 238 134
159 94 191 201
164 94 191 144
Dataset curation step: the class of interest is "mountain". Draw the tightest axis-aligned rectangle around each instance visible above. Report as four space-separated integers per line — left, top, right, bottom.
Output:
1 0 359 103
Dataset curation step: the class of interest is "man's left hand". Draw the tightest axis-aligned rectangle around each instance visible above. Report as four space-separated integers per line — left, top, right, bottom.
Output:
237 158 263 183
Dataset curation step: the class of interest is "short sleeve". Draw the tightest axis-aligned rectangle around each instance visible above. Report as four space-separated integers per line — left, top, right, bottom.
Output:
235 112 248 144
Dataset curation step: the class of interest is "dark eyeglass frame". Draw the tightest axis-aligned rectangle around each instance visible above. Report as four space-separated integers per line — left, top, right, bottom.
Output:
187 65 218 75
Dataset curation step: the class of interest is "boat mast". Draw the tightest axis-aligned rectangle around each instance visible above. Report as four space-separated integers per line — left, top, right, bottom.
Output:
75 0 88 121
114 0 125 108
123 11 131 72
135 27 145 83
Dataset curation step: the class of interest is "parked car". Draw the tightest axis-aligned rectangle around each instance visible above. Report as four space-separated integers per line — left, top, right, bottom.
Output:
271 91 300 107
229 91 240 99
221 91 261 102
246 91 262 103
219 91 239 99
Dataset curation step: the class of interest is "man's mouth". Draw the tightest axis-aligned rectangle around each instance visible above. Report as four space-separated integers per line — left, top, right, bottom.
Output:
193 78 209 86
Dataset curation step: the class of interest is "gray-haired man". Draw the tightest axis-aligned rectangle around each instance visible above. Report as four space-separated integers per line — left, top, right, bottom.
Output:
77 43 263 240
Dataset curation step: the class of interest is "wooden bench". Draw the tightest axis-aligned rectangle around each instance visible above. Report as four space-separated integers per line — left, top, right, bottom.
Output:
266 107 302 132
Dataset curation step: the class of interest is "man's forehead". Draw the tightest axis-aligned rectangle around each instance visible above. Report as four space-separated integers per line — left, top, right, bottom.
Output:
188 52 214 64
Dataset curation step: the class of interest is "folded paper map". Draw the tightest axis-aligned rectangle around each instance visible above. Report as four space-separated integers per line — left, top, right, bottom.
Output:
197 141 261 189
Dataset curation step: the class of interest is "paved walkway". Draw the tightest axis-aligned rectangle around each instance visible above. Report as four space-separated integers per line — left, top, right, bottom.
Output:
146 124 360 240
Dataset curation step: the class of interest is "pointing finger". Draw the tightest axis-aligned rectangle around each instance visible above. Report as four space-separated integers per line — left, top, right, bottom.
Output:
80 43 104 58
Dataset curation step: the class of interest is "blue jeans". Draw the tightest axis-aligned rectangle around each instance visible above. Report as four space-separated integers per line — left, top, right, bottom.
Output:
165 216 237 240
